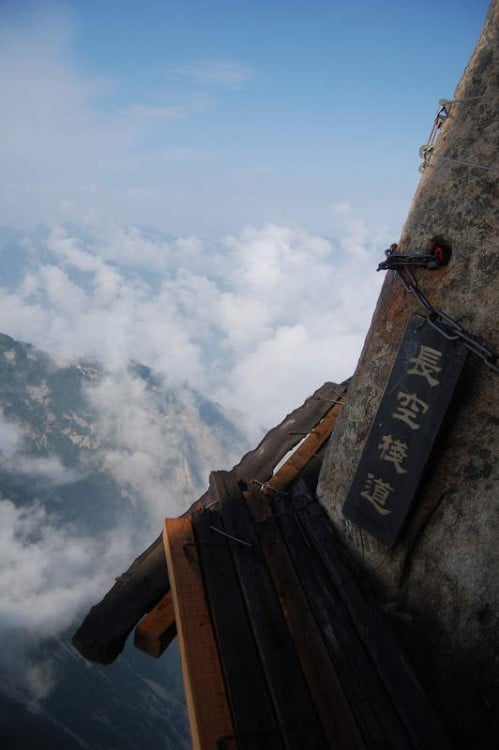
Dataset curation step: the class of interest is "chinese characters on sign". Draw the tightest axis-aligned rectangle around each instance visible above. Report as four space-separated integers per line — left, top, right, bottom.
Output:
407 345 442 385
392 391 429 430
342 315 468 547
360 474 394 515
377 435 408 474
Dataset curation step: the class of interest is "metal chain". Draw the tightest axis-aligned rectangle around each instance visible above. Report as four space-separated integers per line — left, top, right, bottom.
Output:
393 266 499 373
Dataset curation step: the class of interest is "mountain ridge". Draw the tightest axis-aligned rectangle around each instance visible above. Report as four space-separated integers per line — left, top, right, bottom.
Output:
0 331 249 749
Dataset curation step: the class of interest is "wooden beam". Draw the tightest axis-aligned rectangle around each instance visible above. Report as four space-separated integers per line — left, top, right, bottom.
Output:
261 396 345 495
163 517 236 750
232 380 348 484
133 591 176 658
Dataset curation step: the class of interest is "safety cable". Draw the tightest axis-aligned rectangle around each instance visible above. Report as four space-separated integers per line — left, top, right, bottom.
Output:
424 153 499 173
418 92 499 173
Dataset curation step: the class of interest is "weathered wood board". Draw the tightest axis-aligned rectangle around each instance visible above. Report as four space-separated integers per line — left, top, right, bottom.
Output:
270 491 402 748
293 480 453 750
245 489 365 750
192 502 280 750
134 591 176 658
132 394 345 662
342 314 468 547
211 471 327 750
163 518 235 750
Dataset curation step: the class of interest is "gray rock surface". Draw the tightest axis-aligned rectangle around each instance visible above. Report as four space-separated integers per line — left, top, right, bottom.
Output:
317 3 498 746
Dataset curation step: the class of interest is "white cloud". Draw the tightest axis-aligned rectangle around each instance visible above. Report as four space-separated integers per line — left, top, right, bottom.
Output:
85 372 245 522
0 498 132 636
0 411 79 486
170 59 255 89
0 367 247 703
0 494 140 702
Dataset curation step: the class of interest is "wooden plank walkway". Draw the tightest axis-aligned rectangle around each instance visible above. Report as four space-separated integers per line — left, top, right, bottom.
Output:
73 380 347 664
73 375 452 749
163 470 452 750
210 471 327 750
133 386 346 659
289 481 452 750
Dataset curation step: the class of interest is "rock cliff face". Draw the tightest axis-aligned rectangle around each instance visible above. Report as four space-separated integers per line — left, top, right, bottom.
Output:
317 3 498 747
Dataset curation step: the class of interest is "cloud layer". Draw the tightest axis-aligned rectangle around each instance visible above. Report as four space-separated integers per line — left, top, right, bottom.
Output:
0 369 247 702
1 212 384 438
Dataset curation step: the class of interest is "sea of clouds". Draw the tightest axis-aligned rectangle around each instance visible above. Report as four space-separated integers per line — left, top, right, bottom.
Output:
0 211 385 439
0 213 386 700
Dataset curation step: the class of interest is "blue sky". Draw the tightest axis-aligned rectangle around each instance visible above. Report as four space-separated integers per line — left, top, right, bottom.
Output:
0 0 489 236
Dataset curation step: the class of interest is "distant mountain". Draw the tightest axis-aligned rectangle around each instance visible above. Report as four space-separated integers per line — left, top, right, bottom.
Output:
0 332 249 749
0 331 248 527
1 636 189 750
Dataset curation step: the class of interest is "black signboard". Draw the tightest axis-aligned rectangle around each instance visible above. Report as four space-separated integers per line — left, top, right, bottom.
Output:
342 314 468 547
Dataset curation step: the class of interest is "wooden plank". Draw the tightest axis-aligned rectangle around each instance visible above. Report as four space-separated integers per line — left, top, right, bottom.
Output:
271 490 412 749
193 501 282 750
163 517 235 750
262 398 344 494
246 489 366 750
73 380 348 664
233 380 348 485
211 471 327 750
293 480 453 750
133 591 176 658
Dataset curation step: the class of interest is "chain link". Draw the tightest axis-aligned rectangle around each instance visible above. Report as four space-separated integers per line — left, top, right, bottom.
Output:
387 263 499 373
